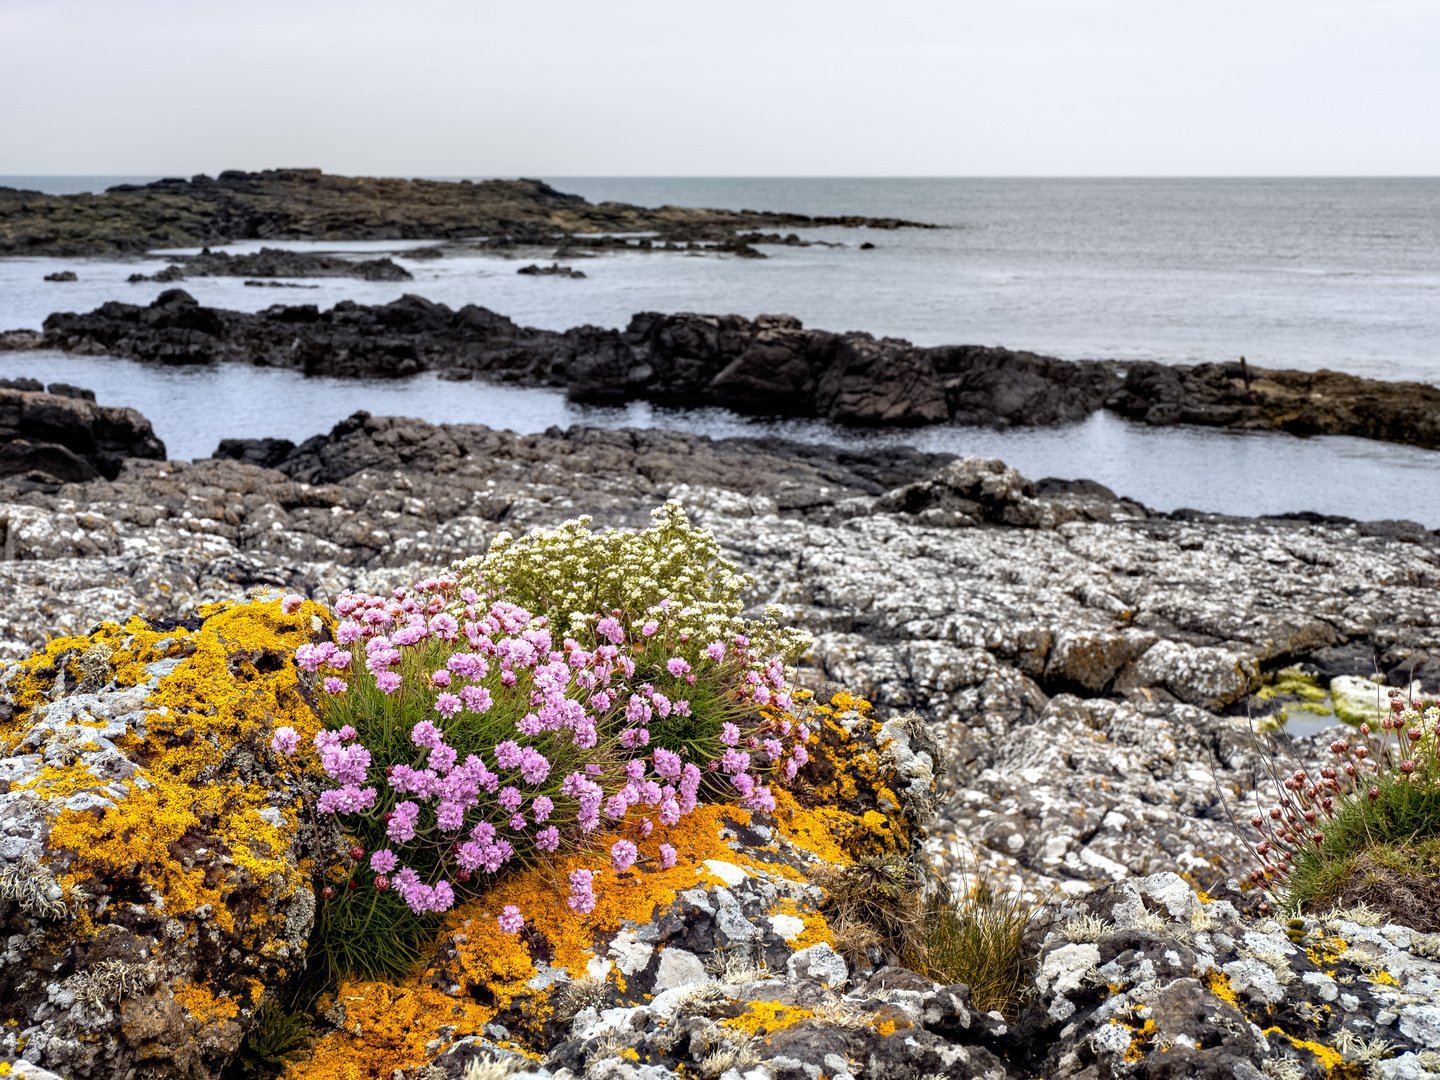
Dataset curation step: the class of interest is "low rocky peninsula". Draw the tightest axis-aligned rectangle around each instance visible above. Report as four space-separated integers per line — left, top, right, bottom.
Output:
3 383 1440 1080
6 288 1440 450
0 170 931 258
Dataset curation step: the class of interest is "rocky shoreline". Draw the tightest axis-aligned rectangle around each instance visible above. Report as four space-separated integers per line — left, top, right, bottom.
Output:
3 384 1440 1077
3 383 1439 904
7 288 1440 450
0 169 932 258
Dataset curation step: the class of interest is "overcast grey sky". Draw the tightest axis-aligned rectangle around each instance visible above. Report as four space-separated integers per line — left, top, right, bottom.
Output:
2 0 1436 176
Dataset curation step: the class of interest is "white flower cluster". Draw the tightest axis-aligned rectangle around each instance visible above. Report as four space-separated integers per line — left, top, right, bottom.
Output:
448 501 811 663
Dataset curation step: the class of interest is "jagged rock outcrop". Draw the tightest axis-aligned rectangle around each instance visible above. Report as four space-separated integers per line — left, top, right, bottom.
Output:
0 170 931 257
13 291 1440 446
0 384 165 483
18 291 1120 427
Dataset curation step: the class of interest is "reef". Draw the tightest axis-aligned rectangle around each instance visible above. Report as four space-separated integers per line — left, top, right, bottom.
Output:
0 170 931 258
10 289 1440 449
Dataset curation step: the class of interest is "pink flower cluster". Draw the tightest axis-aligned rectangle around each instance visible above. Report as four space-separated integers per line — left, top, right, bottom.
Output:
292 578 806 922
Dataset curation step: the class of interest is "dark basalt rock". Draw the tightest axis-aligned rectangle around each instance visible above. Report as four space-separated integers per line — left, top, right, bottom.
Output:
127 246 413 283
0 383 166 483
21 295 1121 429
516 262 586 278
21 292 1436 449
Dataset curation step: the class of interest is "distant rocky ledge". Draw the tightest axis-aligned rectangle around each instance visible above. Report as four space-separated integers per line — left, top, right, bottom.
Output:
0 169 932 257
5 288 1440 450
125 245 413 283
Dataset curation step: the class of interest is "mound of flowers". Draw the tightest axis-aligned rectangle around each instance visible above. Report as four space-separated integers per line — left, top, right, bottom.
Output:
1245 686 1440 927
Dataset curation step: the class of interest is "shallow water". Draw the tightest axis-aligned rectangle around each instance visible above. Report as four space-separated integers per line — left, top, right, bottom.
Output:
17 351 1440 527
5 176 1438 382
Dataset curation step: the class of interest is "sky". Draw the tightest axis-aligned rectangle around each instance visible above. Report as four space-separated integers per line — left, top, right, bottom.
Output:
1 0 1437 177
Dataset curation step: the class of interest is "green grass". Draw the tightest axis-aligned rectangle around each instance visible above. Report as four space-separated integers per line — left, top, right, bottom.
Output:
916 877 1040 1021
1284 764 1440 921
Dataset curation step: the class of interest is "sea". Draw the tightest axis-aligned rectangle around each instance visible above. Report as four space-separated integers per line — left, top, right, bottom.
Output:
2 176 1438 524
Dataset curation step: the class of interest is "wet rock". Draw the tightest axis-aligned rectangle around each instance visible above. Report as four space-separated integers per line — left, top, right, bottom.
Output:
127 247 413 282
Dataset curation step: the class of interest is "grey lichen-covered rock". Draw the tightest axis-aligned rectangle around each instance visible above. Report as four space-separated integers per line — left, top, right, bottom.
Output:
0 596 337 1080
1021 873 1440 1080
3 416 1440 905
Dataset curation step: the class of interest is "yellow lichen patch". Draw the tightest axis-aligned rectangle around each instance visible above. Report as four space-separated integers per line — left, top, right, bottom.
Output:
170 980 242 1026
1205 970 1240 1008
766 895 834 951
1265 1028 1358 1080
35 599 325 969
725 1000 817 1036
1126 1019 1158 1062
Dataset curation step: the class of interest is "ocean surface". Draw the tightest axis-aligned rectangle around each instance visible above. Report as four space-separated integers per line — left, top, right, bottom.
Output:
2 177 1438 523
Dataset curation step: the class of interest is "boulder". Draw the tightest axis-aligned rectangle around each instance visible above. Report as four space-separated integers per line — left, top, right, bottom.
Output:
0 385 165 483
0 596 337 1080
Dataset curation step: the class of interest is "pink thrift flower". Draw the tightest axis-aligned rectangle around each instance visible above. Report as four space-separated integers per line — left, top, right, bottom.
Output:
495 740 523 769
519 747 551 785
281 594 305 614
498 905 524 934
611 839 639 873
461 684 493 714
568 868 597 914
270 726 300 756
659 844 677 869
387 801 420 842
370 849 398 874
430 880 456 912
666 658 691 677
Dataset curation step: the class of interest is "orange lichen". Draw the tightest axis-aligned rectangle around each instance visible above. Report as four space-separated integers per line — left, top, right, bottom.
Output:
42 600 324 944
726 1000 817 1036
1205 970 1240 1007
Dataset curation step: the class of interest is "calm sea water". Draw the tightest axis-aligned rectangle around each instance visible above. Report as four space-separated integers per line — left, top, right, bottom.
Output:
1 177 1437 523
